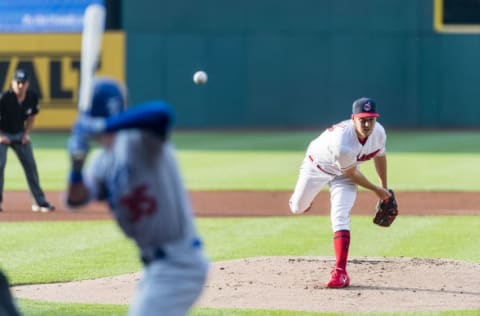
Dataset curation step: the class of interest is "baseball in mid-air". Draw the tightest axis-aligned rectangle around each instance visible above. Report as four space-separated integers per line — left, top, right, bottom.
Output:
193 70 208 85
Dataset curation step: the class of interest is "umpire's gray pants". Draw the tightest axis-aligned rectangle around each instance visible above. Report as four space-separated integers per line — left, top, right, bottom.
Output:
0 135 48 206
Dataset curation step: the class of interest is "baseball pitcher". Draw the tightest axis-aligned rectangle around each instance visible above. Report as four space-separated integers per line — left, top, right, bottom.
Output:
289 97 396 288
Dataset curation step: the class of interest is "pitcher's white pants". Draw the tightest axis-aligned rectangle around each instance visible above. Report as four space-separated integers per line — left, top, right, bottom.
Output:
289 155 357 232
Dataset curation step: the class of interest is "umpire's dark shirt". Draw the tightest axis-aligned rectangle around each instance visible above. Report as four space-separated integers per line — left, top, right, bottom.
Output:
0 90 39 133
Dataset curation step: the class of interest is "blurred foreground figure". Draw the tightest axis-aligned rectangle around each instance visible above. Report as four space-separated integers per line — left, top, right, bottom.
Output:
0 270 20 316
65 77 209 316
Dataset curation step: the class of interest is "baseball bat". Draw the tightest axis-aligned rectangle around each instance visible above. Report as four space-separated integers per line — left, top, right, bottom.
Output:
78 3 106 113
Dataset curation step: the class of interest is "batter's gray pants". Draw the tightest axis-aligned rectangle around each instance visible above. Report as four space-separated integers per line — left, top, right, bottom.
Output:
0 138 49 206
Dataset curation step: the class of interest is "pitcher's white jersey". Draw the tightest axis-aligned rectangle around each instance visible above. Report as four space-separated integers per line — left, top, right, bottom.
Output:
290 119 387 231
307 120 386 176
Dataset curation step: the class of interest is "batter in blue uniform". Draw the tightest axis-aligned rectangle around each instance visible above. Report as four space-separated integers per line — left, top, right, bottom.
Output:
65 77 209 316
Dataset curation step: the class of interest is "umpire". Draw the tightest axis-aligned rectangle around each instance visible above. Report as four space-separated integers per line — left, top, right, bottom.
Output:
0 69 55 212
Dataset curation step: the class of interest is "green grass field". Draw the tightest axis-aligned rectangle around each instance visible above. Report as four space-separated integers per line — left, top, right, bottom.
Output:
4 130 480 191
1 130 479 316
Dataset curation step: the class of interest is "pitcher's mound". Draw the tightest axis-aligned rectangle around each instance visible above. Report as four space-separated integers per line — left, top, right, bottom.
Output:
199 256 480 312
13 257 480 313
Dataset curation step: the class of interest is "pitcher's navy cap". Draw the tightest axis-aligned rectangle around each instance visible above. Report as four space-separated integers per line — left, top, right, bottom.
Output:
352 97 379 118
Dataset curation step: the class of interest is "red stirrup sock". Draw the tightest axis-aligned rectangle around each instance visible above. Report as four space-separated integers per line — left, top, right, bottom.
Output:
333 230 350 270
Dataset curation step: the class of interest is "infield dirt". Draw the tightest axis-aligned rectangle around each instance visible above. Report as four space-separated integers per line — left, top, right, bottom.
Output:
1 190 480 221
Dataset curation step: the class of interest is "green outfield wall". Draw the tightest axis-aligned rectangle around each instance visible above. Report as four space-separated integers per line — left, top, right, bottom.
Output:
123 0 480 128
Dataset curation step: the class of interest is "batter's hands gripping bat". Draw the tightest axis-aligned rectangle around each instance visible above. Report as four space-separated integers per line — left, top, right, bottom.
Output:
78 3 106 113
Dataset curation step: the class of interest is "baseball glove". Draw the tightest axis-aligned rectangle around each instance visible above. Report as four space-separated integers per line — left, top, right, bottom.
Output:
373 189 398 227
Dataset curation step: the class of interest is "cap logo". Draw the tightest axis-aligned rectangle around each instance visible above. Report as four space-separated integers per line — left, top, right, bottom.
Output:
363 102 372 111
15 71 27 80
106 96 122 115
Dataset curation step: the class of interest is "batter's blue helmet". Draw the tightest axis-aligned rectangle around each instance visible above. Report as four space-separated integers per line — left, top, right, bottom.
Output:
88 77 126 118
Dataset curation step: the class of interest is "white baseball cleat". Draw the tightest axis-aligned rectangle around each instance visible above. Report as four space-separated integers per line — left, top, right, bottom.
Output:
32 203 55 213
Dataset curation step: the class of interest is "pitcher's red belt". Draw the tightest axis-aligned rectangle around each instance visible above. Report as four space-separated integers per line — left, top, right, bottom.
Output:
308 155 337 176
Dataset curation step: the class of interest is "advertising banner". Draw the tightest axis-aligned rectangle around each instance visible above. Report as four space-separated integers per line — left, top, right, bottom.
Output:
0 32 125 129
0 0 103 33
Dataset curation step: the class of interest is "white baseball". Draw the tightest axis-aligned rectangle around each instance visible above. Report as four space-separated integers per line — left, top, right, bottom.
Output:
193 71 208 85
